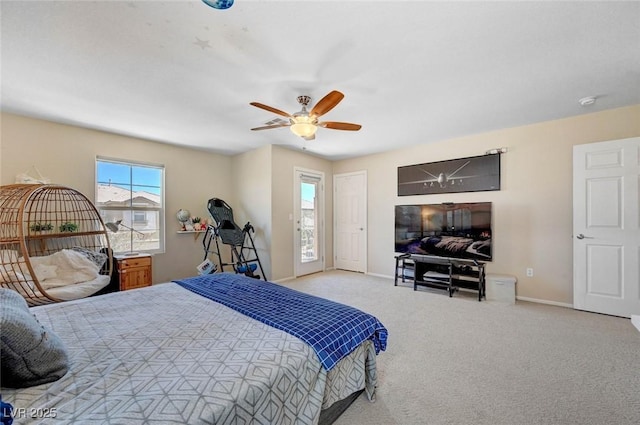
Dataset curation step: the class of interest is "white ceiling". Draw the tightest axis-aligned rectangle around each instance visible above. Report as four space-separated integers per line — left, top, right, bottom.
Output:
2 1 639 160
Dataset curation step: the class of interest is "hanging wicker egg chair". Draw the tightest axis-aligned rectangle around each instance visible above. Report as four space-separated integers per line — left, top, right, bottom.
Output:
0 184 112 306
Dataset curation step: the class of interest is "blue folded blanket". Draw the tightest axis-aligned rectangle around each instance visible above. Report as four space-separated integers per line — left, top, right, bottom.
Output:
174 273 388 371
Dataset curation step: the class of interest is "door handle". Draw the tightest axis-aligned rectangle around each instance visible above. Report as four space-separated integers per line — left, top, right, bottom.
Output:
576 234 594 239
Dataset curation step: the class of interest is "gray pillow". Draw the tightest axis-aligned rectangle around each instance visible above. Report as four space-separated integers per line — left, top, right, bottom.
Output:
71 246 108 269
0 288 69 388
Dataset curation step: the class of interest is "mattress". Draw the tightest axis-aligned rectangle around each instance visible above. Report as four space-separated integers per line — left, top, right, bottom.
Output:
3 282 379 424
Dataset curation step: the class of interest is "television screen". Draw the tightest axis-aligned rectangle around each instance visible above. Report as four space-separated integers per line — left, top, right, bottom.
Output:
395 202 492 261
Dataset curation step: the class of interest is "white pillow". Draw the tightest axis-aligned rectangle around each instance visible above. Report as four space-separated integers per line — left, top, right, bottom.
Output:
33 250 100 289
32 264 58 281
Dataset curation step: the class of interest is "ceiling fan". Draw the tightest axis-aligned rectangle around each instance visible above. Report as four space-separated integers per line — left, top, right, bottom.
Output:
250 90 361 140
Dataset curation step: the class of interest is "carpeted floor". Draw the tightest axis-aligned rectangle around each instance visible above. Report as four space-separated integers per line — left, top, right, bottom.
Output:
280 270 640 425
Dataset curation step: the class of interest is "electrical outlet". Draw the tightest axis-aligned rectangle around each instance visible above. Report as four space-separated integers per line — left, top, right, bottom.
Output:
526 268 534 277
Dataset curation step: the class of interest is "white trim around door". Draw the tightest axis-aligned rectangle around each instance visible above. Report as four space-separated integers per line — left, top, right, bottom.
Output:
293 167 325 277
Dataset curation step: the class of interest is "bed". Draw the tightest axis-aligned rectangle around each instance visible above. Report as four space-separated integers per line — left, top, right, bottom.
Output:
1 273 387 425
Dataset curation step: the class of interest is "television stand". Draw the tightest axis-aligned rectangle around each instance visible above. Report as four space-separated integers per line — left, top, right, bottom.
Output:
395 254 486 301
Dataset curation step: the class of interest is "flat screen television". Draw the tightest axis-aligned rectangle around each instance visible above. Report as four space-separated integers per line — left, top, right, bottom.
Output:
395 202 492 261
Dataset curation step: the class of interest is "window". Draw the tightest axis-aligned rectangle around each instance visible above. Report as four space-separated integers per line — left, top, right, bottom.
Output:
133 211 148 225
96 158 164 254
300 181 318 262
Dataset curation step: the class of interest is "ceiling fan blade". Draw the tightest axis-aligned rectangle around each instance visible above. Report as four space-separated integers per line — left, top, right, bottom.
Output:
310 90 344 117
318 121 362 131
251 123 291 131
250 102 292 118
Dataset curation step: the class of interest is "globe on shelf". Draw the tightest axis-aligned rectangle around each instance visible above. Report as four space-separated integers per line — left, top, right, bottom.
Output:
176 209 191 224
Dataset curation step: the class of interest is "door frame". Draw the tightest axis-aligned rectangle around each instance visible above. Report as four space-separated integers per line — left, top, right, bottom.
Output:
293 167 325 277
333 170 368 273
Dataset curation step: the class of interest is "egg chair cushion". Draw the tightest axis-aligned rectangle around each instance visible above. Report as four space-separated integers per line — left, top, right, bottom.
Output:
0 288 69 388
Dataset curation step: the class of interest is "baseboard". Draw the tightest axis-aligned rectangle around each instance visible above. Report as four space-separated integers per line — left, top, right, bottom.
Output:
370 274 573 308
632 315 640 333
516 295 573 309
366 272 394 279
276 269 334 282
329 271 574 309
272 276 296 283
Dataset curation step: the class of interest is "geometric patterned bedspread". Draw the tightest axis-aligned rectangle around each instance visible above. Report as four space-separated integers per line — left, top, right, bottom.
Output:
174 273 387 371
2 283 378 424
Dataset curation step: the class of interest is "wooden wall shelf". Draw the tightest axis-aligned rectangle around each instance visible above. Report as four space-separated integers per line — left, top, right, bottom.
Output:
177 230 206 240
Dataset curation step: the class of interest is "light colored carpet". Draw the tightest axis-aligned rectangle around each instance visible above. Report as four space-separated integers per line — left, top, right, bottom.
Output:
281 270 640 425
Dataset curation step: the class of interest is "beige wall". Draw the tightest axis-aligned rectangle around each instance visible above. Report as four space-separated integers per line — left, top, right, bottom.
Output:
270 145 333 281
231 145 273 280
0 112 234 284
333 105 640 305
3 105 639 305
0 112 331 284
230 144 333 281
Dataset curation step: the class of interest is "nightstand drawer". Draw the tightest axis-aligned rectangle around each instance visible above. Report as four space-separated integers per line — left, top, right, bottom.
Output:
118 256 152 270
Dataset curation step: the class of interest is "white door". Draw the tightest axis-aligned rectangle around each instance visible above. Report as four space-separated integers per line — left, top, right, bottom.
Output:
573 137 640 318
294 168 324 277
334 171 367 272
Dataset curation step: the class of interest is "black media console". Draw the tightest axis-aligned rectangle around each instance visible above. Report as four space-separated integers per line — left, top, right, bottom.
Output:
394 253 486 301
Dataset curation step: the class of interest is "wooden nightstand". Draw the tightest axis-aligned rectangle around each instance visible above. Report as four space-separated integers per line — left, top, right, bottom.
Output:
115 254 152 291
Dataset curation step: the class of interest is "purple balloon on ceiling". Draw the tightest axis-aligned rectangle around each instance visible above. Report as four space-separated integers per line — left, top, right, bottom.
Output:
202 0 234 10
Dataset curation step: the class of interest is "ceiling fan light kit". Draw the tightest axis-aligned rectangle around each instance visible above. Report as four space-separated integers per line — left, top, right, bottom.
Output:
290 97 317 138
291 122 317 138
250 90 361 140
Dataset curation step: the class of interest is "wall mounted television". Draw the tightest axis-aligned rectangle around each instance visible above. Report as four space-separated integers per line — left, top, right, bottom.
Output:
395 202 492 261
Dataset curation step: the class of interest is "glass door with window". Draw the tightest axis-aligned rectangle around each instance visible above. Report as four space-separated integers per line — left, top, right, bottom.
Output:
294 168 324 276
